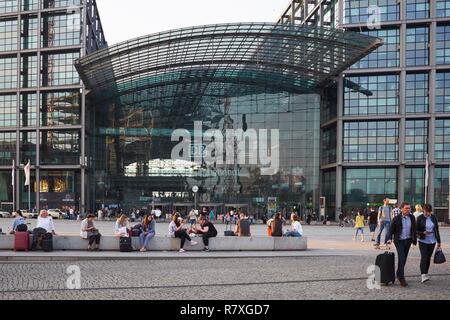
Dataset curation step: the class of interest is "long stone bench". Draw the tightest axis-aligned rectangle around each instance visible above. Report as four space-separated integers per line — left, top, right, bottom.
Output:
0 235 307 252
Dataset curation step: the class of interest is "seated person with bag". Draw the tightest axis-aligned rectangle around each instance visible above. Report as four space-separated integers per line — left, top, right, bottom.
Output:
270 213 284 237
80 213 101 251
114 214 130 238
31 210 56 251
10 210 27 234
191 215 218 252
235 213 251 237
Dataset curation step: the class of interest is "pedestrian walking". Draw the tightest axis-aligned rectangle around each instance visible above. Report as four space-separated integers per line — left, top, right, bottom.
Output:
416 204 442 283
387 202 417 287
353 210 365 242
413 204 423 220
375 198 394 249
367 207 378 242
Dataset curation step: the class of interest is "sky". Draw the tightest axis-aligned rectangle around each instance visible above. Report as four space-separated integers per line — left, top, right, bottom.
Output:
96 0 290 45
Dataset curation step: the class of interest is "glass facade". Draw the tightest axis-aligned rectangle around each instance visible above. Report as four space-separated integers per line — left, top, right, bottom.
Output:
436 25 450 65
404 167 425 206
343 121 399 162
344 74 399 115
405 119 428 161
436 72 450 113
344 0 399 24
351 28 399 69
91 91 321 214
435 167 449 207
406 73 429 113
435 119 450 161
406 0 429 20
406 27 429 66
343 168 397 209
0 0 106 213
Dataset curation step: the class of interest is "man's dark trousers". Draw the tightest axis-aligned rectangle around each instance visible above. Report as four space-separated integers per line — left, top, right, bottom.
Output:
395 239 413 280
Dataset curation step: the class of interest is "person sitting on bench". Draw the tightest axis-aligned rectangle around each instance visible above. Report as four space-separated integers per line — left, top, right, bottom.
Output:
235 213 251 237
80 213 101 251
192 215 218 252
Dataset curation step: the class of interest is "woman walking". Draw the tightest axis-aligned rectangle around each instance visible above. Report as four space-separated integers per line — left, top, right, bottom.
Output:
353 210 365 242
416 204 442 283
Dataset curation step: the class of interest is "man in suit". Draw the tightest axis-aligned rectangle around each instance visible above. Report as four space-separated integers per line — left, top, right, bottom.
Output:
387 202 417 287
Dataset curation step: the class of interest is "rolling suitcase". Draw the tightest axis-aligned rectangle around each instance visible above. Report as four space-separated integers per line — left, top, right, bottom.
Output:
375 250 396 285
119 237 132 252
42 233 54 252
224 223 235 237
14 231 30 252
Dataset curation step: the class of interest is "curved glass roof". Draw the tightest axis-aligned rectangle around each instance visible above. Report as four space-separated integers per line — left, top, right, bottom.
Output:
75 22 382 100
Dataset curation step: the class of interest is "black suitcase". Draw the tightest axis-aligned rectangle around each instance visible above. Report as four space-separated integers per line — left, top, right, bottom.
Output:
42 233 53 252
224 231 235 237
375 251 396 285
119 237 132 252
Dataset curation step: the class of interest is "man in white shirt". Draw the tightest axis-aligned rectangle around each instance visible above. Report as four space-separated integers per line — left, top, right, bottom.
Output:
37 210 56 235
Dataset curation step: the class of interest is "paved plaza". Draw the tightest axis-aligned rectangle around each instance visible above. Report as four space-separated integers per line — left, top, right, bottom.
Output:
0 220 449 300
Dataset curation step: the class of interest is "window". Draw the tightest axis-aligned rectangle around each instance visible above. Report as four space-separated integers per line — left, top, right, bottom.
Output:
352 28 399 69
406 73 429 113
41 52 80 87
42 12 82 48
406 0 429 20
436 72 450 113
0 56 17 89
22 0 39 11
405 120 428 161
321 125 336 165
20 131 37 165
404 168 425 205
436 25 450 65
21 16 38 50
435 119 450 160
0 0 18 14
343 168 397 209
40 130 80 165
0 19 18 52
344 74 399 116
21 54 38 88
434 167 449 207
321 170 336 215
41 91 81 126
0 95 17 128
406 27 429 66
344 121 399 162
0 132 16 166
42 0 82 9
345 0 399 24
20 93 37 127
437 0 450 18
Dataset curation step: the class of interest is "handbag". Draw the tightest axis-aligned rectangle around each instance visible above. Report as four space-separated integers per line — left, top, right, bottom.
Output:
434 249 446 264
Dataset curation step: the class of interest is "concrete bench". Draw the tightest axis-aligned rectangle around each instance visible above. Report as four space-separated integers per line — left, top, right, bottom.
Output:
0 235 307 252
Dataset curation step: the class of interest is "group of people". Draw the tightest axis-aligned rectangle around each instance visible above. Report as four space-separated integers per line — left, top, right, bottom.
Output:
267 213 303 238
351 198 444 287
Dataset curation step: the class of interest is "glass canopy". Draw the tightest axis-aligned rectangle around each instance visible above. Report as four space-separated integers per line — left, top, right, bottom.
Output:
75 23 382 100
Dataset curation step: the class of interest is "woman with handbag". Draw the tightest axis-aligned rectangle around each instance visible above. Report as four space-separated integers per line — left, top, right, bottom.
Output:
416 204 442 283
80 214 102 251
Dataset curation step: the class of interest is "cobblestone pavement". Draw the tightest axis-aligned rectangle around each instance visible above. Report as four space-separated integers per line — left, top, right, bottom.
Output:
0 254 449 300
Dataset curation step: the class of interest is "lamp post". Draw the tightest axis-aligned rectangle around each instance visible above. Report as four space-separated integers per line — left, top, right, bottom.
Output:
192 186 199 211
